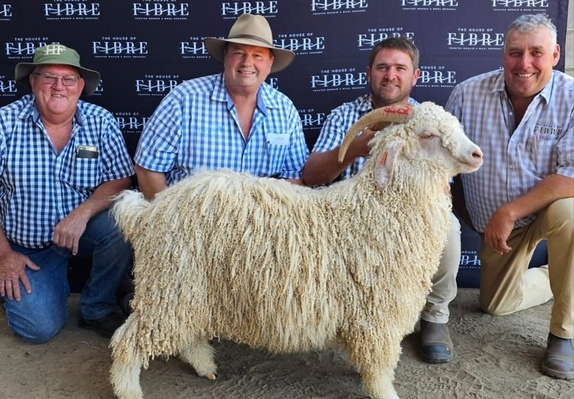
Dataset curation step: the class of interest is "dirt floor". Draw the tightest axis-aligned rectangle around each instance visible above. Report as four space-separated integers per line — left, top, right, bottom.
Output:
1 288 573 399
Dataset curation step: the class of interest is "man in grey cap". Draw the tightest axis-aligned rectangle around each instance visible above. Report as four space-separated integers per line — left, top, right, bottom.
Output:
0 44 134 342
134 13 309 200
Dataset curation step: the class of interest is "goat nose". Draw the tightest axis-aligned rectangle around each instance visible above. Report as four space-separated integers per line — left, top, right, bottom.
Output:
473 147 484 160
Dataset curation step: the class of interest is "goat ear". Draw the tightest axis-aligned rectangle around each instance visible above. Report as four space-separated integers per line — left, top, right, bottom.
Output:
374 143 402 191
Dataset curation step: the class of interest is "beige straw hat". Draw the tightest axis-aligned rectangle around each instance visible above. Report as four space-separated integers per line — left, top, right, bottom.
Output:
204 14 295 73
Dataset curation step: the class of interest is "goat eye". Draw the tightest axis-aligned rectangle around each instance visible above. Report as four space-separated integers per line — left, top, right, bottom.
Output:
422 135 435 140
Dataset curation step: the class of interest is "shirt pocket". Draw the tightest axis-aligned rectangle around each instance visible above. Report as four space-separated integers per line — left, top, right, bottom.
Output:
527 133 557 176
63 157 102 189
264 133 290 176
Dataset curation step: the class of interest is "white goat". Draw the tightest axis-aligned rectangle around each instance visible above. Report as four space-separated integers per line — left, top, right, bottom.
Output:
109 102 483 399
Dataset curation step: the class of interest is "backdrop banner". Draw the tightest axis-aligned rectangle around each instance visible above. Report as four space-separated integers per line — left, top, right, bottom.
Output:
0 0 569 286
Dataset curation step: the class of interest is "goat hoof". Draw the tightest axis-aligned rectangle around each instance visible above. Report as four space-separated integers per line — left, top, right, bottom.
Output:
205 372 217 380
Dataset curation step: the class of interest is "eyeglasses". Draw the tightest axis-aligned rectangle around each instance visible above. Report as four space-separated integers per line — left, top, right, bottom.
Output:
33 72 81 87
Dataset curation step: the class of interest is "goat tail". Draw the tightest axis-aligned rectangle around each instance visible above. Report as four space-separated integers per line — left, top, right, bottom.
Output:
109 314 145 399
111 189 150 241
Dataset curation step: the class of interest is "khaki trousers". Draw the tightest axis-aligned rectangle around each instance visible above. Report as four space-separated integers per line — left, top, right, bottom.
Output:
479 198 574 339
421 212 461 324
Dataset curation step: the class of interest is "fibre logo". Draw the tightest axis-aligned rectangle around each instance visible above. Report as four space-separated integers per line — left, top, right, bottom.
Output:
401 0 458 9
460 250 481 267
135 75 182 96
299 108 327 130
132 2 190 20
0 3 12 21
180 37 210 59
311 0 369 13
417 66 457 88
93 37 148 59
4 38 50 59
447 28 504 50
357 29 414 50
275 33 326 55
115 112 150 133
491 0 549 11
267 77 279 90
91 80 104 96
44 2 100 20
310 68 367 92
221 1 278 17
0 75 17 98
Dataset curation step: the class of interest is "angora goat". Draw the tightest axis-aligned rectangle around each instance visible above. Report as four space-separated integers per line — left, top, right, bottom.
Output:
109 102 483 399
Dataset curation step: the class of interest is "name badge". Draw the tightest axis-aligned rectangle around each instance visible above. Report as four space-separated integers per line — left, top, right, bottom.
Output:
76 145 99 158
267 133 290 146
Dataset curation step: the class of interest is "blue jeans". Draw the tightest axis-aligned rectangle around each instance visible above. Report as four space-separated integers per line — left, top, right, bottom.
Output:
3 209 133 343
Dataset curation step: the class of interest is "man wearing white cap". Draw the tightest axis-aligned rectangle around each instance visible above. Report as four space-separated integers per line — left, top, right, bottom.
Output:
0 44 135 342
134 13 309 199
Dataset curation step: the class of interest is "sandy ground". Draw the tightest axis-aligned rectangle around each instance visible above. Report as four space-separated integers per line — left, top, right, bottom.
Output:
1 288 573 399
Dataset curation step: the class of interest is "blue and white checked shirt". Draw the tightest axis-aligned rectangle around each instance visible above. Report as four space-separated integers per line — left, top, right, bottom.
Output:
312 94 419 181
134 73 309 185
445 69 574 233
0 94 135 248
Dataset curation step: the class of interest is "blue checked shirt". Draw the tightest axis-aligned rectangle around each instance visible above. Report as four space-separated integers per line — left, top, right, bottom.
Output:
134 73 309 185
312 94 419 181
445 69 574 233
0 94 135 248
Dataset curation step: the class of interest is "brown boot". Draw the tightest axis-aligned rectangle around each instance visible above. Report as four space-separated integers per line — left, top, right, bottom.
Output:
542 333 574 380
420 320 454 363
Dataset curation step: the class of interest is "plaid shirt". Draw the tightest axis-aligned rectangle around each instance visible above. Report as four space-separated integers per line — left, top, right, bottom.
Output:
0 95 135 248
134 73 308 185
312 94 419 182
446 69 574 232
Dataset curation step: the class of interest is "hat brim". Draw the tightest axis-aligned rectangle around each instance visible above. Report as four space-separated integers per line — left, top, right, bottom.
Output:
15 62 100 96
204 37 295 74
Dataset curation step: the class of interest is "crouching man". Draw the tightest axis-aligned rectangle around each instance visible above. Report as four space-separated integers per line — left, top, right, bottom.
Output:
446 14 574 379
0 44 134 343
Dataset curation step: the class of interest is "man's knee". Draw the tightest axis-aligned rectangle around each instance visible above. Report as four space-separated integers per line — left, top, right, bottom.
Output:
479 296 514 316
4 295 68 344
437 212 461 276
478 279 518 316
9 316 66 344
547 198 574 232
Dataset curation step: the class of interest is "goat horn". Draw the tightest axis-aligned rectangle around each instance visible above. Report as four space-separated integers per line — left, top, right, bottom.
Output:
337 104 415 164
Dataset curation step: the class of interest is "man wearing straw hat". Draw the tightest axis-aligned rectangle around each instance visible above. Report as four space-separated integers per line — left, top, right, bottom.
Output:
0 44 135 342
134 13 308 200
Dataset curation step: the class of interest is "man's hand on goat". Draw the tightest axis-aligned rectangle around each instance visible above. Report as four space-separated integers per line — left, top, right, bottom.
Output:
351 127 377 159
